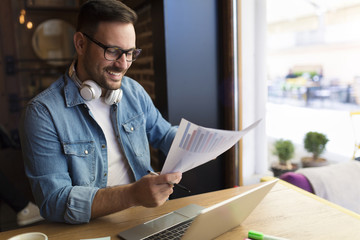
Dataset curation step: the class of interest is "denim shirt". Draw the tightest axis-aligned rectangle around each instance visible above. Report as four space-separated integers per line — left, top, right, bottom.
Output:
19 74 177 224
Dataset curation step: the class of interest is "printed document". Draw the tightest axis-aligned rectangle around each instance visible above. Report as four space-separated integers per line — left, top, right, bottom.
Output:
161 118 261 174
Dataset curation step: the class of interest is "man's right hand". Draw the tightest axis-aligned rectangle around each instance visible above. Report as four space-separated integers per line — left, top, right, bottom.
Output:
90 172 182 219
128 172 182 207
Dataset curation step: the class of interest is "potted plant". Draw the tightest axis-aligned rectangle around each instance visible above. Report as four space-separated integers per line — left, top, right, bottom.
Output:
301 131 329 167
271 139 299 177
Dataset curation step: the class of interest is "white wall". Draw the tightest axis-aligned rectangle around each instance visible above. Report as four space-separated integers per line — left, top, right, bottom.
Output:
240 0 272 185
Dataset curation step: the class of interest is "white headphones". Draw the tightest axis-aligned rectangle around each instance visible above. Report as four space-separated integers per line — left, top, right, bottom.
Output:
68 60 123 105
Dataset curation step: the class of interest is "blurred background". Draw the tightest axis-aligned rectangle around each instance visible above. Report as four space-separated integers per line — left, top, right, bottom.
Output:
266 0 360 164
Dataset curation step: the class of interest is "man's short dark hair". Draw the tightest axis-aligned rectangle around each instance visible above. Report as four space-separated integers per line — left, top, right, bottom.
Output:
77 0 137 36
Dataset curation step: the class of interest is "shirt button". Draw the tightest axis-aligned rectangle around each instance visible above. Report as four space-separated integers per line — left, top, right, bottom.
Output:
102 144 106 149
130 127 134 131
84 150 88 154
104 173 107 177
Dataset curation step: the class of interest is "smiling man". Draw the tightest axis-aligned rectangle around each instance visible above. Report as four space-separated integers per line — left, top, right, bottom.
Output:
19 0 181 224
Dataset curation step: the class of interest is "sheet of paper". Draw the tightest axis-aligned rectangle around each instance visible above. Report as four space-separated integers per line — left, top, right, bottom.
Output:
80 237 110 240
161 118 262 174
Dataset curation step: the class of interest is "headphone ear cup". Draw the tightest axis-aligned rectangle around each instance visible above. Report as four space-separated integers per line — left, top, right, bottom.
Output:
80 80 102 101
105 89 123 105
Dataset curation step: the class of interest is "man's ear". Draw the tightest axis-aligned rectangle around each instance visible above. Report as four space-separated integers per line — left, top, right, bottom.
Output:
73 32 86 56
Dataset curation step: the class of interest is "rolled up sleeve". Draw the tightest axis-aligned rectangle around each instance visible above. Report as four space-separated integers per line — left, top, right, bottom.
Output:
65 186 99 224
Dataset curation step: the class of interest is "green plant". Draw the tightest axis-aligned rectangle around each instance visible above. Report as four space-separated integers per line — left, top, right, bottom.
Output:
304 131 329 160
273 139 295 165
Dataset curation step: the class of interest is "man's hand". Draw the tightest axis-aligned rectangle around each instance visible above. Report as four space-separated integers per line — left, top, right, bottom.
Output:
128 172 182 207
91 172 182 219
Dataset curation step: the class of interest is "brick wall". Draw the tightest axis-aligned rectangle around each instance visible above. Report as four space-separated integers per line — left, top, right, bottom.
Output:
127 4 155 101
126 3 163 171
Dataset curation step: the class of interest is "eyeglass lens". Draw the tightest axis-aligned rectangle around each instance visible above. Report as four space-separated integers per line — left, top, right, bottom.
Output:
105 47 141 62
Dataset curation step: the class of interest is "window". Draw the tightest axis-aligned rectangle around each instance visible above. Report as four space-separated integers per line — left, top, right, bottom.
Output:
266 0 360 168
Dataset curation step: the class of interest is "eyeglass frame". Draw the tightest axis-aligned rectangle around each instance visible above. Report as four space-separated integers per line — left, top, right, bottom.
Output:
82 32 142 62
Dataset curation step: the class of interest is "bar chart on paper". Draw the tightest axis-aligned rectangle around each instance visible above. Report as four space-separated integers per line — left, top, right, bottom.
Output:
179 123 236 154
161 118 261 174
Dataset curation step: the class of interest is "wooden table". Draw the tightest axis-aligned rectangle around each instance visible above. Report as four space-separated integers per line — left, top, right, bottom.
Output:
1 180 360 239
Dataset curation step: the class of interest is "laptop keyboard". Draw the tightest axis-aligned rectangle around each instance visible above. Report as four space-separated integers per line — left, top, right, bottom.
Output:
144 219 194 240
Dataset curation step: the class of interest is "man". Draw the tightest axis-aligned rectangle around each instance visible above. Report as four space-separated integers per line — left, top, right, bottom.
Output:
20 0 181 224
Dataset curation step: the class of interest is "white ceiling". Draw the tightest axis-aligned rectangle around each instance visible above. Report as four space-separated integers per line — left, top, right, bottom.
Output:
267 0 360 23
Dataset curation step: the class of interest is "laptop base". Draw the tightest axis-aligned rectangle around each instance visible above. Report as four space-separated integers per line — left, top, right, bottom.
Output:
118 204 204 240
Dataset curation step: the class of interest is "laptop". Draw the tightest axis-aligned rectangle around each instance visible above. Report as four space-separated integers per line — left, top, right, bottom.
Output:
118 179 278 240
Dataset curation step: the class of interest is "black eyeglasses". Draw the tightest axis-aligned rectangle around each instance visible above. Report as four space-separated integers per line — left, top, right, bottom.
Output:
82 32 142 62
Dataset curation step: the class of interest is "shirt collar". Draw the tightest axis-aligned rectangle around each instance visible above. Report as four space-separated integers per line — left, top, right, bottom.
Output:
64 72 85 108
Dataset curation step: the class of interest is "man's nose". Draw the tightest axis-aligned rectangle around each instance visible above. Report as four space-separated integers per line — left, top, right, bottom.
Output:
114 54 129 69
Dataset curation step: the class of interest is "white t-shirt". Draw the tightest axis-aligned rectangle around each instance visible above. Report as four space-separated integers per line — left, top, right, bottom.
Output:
85 97 134 186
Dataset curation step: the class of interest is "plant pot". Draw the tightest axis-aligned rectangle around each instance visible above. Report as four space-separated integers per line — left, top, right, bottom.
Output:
271 162 299 177
301 157 329 168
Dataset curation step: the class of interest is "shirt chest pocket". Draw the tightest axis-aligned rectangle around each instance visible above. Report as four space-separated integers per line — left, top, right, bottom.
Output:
63 141 96 186
123 115 149 157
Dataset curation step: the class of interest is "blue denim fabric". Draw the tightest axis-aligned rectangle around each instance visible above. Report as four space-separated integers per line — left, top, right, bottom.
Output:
19 74 177 224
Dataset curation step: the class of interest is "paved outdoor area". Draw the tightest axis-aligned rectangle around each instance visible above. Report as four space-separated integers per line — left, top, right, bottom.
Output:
266 97 360 164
